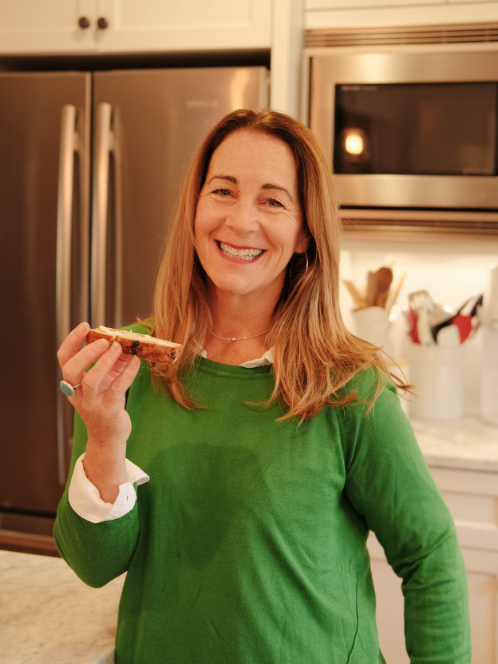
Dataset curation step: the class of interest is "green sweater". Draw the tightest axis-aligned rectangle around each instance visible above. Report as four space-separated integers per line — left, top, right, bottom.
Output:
54 351 471 663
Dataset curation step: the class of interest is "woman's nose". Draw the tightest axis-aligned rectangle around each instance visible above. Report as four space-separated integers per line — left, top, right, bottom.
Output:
226 199 258 235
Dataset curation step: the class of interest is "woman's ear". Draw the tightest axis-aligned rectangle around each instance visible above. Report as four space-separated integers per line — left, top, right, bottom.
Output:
295 229 310 255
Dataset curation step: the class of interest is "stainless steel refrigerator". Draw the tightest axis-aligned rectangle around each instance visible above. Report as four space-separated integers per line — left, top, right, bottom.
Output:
0 67 268 546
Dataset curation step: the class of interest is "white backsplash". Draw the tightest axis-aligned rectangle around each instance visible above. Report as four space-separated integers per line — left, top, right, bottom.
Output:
340 237 498 417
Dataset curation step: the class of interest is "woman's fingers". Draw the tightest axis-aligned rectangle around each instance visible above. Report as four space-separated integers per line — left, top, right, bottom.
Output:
60 325 141 420
100 352 137 391
61 337 111 386
105 355 141 401
81 342 123 392
57 322 90 369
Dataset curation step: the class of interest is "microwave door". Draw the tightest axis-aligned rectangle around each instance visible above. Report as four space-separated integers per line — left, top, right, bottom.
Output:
334 83 497 178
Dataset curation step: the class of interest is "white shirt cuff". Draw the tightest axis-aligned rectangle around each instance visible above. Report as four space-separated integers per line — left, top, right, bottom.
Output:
68 453 149 524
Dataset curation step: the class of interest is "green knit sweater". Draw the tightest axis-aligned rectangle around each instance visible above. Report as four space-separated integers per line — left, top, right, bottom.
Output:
54 349 471 663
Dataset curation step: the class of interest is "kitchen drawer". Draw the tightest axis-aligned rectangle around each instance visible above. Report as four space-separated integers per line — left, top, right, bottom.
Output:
368 534 498 664
430 467 498 552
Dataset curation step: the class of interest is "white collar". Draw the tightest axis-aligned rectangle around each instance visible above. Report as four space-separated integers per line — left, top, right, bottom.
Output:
199 347 274 368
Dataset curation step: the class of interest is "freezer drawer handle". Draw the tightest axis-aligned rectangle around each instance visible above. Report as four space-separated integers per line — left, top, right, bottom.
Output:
91 103 114 327
56 104 79 484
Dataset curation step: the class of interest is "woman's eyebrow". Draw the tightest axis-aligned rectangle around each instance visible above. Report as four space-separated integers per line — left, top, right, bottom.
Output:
262 183 293 203
207 175 237 185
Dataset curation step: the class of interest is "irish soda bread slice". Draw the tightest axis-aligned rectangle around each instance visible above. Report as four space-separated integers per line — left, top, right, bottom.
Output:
86 326 182 364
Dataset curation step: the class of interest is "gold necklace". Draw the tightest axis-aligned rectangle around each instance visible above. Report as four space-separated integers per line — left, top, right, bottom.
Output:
212 329 270 343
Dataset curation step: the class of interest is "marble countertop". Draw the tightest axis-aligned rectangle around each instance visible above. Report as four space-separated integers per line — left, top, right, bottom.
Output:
412 416 498 472
0 549 124 664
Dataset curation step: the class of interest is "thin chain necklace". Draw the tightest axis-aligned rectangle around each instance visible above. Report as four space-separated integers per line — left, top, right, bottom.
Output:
211 328 270 343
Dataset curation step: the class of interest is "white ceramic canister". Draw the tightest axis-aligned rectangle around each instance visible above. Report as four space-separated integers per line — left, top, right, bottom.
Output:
351 306 390 348
409 343 463 420
481 264 498 426
481 323 498 426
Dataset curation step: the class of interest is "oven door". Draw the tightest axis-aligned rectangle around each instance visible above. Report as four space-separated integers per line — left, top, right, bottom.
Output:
310 50 498 210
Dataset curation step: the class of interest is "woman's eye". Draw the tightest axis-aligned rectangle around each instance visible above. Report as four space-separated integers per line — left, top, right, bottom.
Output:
267 198 284 208
212 188 232 197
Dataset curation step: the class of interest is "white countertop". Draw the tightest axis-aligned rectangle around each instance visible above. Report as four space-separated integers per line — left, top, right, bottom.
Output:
0 549 124 664
412 416 498 472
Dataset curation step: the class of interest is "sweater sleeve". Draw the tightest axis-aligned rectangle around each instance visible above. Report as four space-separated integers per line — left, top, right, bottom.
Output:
53 411 140 588
342 371 471 663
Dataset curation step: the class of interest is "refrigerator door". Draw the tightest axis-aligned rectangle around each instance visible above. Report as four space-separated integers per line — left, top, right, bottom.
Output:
0 73 91 517
92 67 268 328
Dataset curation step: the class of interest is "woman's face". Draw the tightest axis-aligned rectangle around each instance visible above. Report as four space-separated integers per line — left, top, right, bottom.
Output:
194 129 307 303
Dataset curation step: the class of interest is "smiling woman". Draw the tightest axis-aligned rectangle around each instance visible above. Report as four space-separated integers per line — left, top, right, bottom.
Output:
149 108 408 414
54 109 471 664
193 129 307 364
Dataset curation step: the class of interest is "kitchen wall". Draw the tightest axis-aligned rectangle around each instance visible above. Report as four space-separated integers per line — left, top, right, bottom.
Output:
340 237 498 416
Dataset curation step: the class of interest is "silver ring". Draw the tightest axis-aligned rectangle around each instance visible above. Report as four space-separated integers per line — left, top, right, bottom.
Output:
59 380 83 398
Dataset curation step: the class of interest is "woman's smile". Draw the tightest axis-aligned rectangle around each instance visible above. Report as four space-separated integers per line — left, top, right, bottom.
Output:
216 240 266 262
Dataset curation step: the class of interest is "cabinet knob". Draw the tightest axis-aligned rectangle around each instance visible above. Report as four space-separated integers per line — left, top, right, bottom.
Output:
78 16 90 29
97 17 109 29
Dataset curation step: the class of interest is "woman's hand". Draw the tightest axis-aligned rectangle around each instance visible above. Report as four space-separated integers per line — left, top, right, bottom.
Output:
57 322 141 502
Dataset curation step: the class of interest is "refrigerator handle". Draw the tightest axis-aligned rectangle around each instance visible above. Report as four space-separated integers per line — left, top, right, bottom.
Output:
91 103 114 327
56 104 78 485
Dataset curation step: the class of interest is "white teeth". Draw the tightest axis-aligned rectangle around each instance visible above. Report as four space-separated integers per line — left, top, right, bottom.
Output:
219 242 263 260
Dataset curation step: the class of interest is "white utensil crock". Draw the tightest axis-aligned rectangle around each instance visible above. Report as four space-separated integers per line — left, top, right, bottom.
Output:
481 322 498 426
352 306 390 348
409 343 463 420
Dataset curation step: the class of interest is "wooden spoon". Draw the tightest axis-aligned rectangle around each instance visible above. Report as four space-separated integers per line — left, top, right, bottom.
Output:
365 271 378 306
374 267 393 309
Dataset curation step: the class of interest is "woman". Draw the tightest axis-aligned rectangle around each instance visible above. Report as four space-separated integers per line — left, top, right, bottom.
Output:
55 109 470 663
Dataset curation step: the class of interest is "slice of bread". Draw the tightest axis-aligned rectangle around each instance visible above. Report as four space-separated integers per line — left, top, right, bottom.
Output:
86 326 182 364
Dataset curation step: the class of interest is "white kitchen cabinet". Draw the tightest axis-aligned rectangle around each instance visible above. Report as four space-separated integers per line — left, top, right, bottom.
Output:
368 464 498 663
306 0 437 8
95 0 271 53
305 0 498 29
0 0 96 54
306 0 498 8
0 0 272 55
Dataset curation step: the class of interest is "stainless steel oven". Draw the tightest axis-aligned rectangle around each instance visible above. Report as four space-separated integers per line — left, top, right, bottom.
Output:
305 44 498 230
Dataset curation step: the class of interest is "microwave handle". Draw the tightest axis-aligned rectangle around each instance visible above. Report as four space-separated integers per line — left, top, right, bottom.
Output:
91 103 113 327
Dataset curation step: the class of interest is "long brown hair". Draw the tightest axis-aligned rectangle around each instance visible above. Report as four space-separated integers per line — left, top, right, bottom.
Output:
147 108 408 420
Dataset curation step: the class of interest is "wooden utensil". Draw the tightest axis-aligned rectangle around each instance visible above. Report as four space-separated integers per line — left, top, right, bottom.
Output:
374 266 393 309
365 271 377 306
342 280 368 309
386 272 406 315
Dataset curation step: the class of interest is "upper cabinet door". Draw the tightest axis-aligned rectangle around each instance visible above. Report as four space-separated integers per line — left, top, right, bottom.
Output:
0 0 97 55
94 0 272 52
306 0 436 6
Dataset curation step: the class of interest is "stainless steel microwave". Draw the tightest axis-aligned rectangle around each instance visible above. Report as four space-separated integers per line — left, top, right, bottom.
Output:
306 49 498 214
